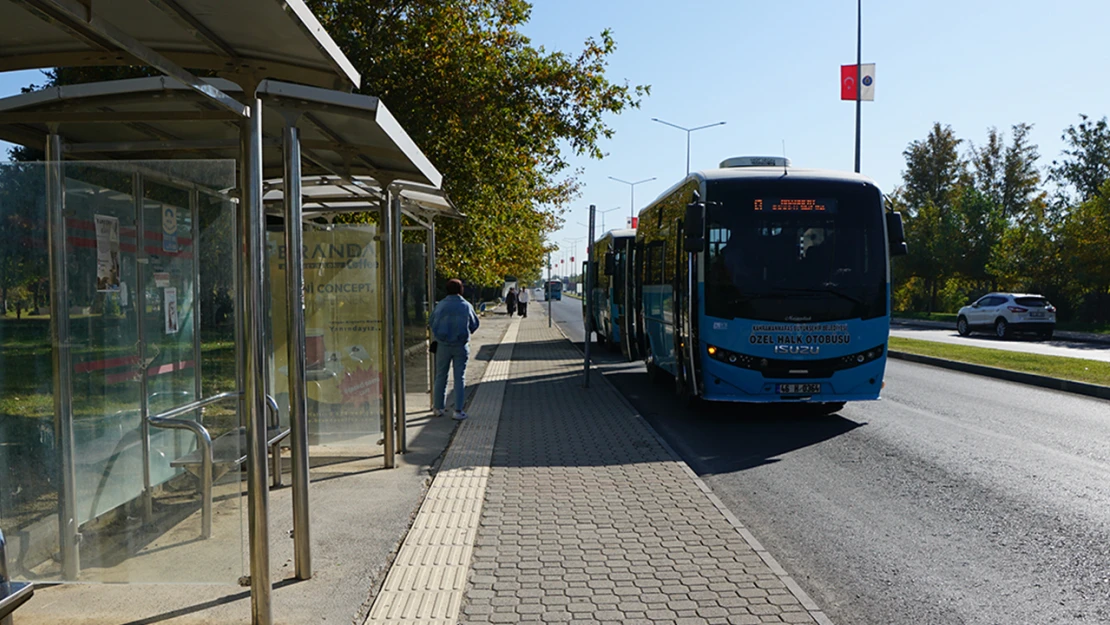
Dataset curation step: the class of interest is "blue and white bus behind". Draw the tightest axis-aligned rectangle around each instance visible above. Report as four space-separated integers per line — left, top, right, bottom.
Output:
586 228 636 356
635 156 907 410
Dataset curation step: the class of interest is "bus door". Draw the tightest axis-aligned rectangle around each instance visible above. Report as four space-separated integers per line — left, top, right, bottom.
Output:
631 240 645 361
673 215 701 397
619 241 636 361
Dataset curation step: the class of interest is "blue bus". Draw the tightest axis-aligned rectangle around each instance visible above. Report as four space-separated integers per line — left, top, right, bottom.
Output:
544 280 563 301
584 229 636 357
634 156 907 413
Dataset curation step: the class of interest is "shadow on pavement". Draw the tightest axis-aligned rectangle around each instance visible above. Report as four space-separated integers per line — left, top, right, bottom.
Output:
549 338 866 477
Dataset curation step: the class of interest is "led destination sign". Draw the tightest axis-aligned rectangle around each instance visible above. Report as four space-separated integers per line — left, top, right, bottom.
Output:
753 198 838 213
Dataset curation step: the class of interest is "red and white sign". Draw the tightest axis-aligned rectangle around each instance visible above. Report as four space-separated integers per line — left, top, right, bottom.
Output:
627 216 638 229
840 63 875 101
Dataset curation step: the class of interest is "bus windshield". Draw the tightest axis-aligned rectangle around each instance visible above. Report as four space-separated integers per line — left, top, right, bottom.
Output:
704 180 886 322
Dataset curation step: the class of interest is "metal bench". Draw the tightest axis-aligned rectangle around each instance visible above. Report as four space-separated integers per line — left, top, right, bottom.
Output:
152 393 289 539
0 529 33 625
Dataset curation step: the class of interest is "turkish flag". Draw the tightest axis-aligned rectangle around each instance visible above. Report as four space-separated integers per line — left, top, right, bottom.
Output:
840 64 858 101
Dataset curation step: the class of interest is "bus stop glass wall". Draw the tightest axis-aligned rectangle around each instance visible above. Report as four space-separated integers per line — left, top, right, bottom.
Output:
269 223 384 461
0 160 244 583
402 242 429 401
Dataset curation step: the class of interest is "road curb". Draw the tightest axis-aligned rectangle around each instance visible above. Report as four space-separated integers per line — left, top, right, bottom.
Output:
888 350 1110 401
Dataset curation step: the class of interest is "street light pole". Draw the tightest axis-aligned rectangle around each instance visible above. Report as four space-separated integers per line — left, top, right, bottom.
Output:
598 206 622 233
854 0 862 173
608 176 657 224
651 118 727 176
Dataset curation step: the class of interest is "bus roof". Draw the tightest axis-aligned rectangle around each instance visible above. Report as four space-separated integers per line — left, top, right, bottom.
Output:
597 228 636 241
639 166 881 217
699 166 877 186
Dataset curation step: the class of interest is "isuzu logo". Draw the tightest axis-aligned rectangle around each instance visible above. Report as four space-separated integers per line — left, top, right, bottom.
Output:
774 345 820 355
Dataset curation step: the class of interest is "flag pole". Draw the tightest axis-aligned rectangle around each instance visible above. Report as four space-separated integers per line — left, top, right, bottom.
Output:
854 0 862 173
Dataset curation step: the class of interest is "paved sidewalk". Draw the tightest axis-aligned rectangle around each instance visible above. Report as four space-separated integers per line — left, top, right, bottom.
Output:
369 311 831 624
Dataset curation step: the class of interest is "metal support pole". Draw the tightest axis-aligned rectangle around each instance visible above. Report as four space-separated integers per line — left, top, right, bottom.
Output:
133 172 153 523
392 194 407 454
282 123 312 580
426 222 436 407
190 188 203 456
583 205 596 388
380 189 396 468
547 252 552 328
241 97 272 625
46 132 79 580
854 0 862 173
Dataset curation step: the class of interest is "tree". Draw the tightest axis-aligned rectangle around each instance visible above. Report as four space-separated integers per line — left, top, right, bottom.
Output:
1057 181 1110 321
964 124 1043 290
899 123 965 311
1049 114 1110 205
308 0 648 286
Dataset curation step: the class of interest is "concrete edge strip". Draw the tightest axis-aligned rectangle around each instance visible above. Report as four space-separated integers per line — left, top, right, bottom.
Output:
364 319 520 625
889 350 1110 401
543 310 833 624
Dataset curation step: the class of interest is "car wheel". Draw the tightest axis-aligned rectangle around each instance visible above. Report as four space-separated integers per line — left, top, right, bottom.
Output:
994 318 1010 339
957 316 971 337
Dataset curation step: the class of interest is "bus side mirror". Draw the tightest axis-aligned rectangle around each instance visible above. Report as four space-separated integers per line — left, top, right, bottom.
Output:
604 251 615 276
684 202 705 253
886 211 908 256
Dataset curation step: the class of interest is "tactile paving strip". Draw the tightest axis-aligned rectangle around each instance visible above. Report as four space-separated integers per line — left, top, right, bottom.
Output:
366 320 519 624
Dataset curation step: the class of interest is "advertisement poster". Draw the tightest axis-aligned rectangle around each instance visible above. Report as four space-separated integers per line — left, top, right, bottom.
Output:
95 214 121 292
269 226 382 441
162 205 178 253
164 287 178 334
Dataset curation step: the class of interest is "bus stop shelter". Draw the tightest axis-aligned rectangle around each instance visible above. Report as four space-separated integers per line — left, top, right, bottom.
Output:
0 3 453 623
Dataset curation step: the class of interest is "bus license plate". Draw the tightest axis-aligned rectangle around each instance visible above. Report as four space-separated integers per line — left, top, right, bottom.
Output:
778 383 821 394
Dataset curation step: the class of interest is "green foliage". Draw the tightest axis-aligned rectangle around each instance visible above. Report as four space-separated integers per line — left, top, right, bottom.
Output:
896 117 1110 323
308 0 648 286
1050 114 1110 205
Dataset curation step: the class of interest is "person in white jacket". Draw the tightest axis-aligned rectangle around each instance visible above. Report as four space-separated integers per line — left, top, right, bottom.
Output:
516 284 529 318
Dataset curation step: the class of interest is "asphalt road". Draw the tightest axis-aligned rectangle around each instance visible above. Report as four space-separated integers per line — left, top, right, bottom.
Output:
544 297 1110 625
891 326 1110 363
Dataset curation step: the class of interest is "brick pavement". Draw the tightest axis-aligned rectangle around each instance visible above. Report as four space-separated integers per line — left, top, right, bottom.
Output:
365 310 831 625
459 312 830 625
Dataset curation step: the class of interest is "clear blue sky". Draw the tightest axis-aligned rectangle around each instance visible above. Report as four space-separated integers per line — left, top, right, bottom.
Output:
3 1 1109 270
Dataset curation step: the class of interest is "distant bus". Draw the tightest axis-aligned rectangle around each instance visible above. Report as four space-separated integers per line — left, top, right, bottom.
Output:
634 156 907 412
584 228 636 358
544 280 562 301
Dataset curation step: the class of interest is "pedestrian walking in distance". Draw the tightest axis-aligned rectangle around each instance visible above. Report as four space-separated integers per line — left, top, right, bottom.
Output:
430 278 480 420
517 283 529 318
505 287 517 317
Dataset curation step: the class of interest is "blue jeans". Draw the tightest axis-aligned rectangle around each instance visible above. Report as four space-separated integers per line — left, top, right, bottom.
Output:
434 341 470 412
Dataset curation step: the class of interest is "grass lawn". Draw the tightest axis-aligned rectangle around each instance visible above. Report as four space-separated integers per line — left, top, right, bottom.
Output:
888 336 1110 387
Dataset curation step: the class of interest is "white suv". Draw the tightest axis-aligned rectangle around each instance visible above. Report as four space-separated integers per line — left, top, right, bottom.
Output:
956 293 1056 340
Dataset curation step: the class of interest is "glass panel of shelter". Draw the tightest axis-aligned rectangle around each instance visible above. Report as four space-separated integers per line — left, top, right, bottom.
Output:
269 222 386 471
0 161 244 584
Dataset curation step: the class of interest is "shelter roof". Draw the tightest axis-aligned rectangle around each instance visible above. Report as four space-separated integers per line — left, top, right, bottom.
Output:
0 77 442 187
0 0 358 90
262 175 462 222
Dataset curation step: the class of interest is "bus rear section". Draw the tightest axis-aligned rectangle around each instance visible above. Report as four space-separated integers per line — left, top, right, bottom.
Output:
544 280 562 301
586 229 636 357
636 161 906 408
